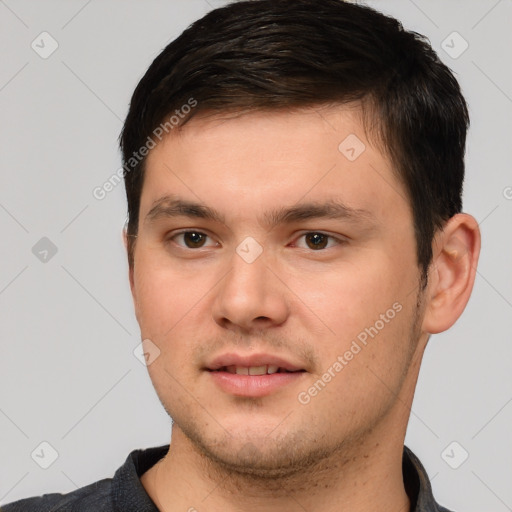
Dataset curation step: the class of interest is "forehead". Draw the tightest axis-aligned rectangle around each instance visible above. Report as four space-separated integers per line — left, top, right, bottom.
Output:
141 106 409 224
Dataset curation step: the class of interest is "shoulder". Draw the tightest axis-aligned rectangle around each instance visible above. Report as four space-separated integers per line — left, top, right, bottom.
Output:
1 477 113 512
1 444 168 512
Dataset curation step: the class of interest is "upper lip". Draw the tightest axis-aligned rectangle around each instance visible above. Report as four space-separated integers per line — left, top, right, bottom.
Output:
205 352 306 372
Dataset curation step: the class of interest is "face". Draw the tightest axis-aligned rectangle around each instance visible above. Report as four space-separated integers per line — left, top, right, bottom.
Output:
129 106 428 476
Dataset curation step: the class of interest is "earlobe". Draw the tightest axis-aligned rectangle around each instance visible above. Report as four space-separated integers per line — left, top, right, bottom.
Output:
422 213 481 334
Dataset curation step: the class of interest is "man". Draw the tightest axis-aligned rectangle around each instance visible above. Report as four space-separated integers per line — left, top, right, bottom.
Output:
2 0 480 511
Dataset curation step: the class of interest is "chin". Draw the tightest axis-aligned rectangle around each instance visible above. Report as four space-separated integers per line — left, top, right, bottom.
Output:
182 419 333 478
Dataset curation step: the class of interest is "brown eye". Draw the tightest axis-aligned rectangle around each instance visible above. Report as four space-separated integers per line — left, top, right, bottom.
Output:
183 232 206 248
173 231 210 248
304 233 329 250
293 232 345 251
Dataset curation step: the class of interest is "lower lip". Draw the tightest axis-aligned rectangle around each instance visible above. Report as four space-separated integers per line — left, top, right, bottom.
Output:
207 370 306 398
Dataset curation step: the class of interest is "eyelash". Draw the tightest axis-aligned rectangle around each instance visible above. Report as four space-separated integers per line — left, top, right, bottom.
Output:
166 230 347 251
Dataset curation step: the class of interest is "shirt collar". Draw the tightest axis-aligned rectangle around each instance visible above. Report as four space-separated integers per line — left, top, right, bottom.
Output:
403 445 454 512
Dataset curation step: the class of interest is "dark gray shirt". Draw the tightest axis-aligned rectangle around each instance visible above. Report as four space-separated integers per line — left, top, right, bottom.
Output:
1 444 454 511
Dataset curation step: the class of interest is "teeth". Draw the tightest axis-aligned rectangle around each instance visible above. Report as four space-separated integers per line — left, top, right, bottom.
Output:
249 365 267 376
222 365 286 375
218 365 300 375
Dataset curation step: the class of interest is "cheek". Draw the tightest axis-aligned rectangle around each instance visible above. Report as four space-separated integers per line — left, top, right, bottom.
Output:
132 253 191 338
307 294 417 422
132 253 218 372
291 253 408 338
289 252 419 397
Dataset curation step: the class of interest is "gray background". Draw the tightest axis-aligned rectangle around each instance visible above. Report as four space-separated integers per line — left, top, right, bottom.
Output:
0 0 511 510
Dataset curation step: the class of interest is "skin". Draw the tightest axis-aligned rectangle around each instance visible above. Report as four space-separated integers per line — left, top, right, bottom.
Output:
125 105 480 512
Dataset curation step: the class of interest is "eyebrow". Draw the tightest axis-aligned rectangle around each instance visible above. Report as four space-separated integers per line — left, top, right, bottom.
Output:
144 194 376 229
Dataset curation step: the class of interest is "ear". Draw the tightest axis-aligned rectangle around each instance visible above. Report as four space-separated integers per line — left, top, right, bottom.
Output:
422 213 481 334
122 226 136 298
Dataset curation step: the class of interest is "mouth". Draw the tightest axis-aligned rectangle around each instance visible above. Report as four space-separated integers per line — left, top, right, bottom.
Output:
204 352 307 373
204 355 307 397
208 365 306 375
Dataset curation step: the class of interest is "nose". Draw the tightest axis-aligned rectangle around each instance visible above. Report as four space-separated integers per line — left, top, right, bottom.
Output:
212 243 290 333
